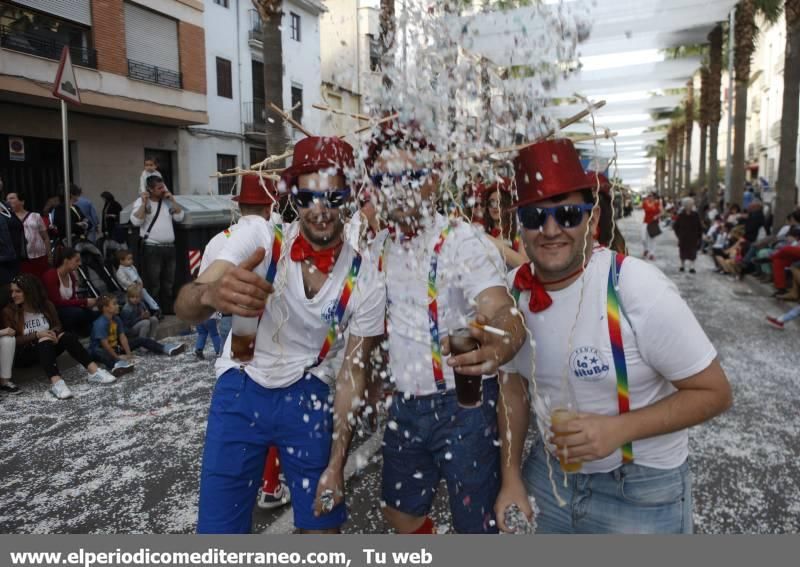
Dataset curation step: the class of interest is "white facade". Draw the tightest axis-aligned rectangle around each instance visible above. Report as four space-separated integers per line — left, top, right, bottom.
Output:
182 0 326 196
318 0 381 136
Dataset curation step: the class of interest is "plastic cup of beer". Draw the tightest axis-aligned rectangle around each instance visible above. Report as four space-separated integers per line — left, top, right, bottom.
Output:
230 315 258 363
448 328 482 408
550 407 583 473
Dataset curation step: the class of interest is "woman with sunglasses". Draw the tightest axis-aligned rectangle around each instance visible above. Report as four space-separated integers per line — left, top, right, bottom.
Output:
481 179 529 269
1 274 116 399
175 136 385 534
496 138 731 534
41 248 98 337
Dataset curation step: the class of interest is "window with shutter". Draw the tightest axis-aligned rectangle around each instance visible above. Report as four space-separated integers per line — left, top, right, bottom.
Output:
217 155 237 195
124 2 181 89
216 58 233 98
12 0 91 26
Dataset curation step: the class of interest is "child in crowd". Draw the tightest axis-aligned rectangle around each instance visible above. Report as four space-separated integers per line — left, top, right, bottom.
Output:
115 251 160 315
89 295 184 376
139 157 162 194
120 285 159 339
195 315 221 360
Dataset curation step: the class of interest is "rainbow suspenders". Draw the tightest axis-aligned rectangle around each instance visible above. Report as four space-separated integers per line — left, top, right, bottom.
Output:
511 251 634 463
379 224 454 393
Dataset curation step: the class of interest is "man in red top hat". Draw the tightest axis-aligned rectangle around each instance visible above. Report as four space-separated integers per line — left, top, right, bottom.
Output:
194 174 291 511
494 138 732 534
176 137 386 534
366 120 525 534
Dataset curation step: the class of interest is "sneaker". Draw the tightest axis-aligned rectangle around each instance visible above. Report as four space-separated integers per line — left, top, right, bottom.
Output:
50 379 73 400
648 253 656 261
0 381 21 394
88 368 117 384
165 343 187 356
689 268 696 274
766 316 785 330
195 349 205 360
112 360 135 377
256 483 291 510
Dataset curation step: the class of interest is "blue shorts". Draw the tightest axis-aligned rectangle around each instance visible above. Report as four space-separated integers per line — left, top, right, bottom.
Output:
197 368 346 533
381 378 500 534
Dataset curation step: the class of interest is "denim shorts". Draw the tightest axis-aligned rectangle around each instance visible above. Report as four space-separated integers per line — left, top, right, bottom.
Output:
381 379 500 534
523 438 693 534
197 368 345 533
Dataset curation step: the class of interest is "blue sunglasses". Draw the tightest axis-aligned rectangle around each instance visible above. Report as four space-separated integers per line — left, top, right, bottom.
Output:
292 188 351 209
370 169 430 187
517 203 594 230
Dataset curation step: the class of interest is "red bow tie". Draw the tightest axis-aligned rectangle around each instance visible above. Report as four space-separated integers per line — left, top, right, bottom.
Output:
513 263 553 313
290 233 341 274
489 227 502 238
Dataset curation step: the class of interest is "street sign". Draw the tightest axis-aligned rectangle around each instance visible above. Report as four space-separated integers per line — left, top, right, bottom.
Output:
52 47 81 105
9 137 25 161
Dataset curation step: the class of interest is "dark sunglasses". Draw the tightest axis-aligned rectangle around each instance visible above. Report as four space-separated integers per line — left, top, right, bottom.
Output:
369 169 430 187
517 203 595 231
291 188 351 209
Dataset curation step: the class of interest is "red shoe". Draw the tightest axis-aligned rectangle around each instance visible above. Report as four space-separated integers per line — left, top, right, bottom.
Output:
766 316 785 330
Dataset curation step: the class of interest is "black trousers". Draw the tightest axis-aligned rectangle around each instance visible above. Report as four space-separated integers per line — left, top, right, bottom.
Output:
14 333 94 379
142 244 176 314
57 306 97 337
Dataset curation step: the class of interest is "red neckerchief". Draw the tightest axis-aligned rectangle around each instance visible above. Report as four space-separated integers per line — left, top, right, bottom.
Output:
513 263 586 313
489 227 502 238
290 233 342 274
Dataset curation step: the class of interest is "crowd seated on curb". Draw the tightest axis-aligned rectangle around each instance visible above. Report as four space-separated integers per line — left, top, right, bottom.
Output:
0 170 186 400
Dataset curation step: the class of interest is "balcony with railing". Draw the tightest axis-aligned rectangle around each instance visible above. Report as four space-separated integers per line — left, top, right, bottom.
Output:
244 99 267 135
0 25 97 68
127 59 182 89
249 10 263 46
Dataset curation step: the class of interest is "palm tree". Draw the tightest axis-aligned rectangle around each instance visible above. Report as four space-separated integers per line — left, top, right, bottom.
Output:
252 0 288 162
379 0 395 88
684 80 694 194
698 66 710 190
730 0 782 207
707 24 724 206
774 0 800 229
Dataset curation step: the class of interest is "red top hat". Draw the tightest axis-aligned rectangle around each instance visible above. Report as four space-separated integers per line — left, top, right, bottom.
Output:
366 116 433 167
585 170 611 194
513 138 590 208
282 136 355 189
232 174 277 205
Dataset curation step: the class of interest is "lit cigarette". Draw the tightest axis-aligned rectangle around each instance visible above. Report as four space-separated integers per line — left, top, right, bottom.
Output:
469 321 510 338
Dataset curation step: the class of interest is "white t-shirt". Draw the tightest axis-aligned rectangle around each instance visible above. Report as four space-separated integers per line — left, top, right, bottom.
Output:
24 312 50 336
504 248 717 473
214 218 386 388
129 196 185 244
199 213 281 274
379 215 507 396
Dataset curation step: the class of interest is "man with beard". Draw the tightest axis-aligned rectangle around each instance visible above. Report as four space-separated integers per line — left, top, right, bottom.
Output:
176 137 386 534
367 122 525 534
494 139 732 533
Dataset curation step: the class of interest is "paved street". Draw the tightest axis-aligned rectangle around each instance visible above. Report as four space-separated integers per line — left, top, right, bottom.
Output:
1 213 798 534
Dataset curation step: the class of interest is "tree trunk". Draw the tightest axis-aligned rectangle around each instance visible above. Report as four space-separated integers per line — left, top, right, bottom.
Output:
677 131 685 196
254 1 288 162
731 0 757 207
379 0 396 89
698 67 709 187
774 0 800 229
684 81 694 193
708 24 724 205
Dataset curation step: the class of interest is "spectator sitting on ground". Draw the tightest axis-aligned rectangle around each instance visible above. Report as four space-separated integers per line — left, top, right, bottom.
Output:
770 227 800 295
42 248 97 336
711 222 733 271
115 250 160 316
0 324 16 394
725 203 742 225
743 200 766 243
120 285 159 339
89 295 184 376
2 274 115 400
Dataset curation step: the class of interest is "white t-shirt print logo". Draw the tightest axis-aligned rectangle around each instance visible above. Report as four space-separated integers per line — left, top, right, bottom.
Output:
321 299 338 325
569 346 610 382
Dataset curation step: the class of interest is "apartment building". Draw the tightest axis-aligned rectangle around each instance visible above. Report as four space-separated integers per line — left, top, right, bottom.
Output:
0 0 207 209
186 0 325 197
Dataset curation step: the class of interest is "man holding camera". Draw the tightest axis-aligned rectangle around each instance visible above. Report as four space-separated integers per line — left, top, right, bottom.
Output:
131 175 184 314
